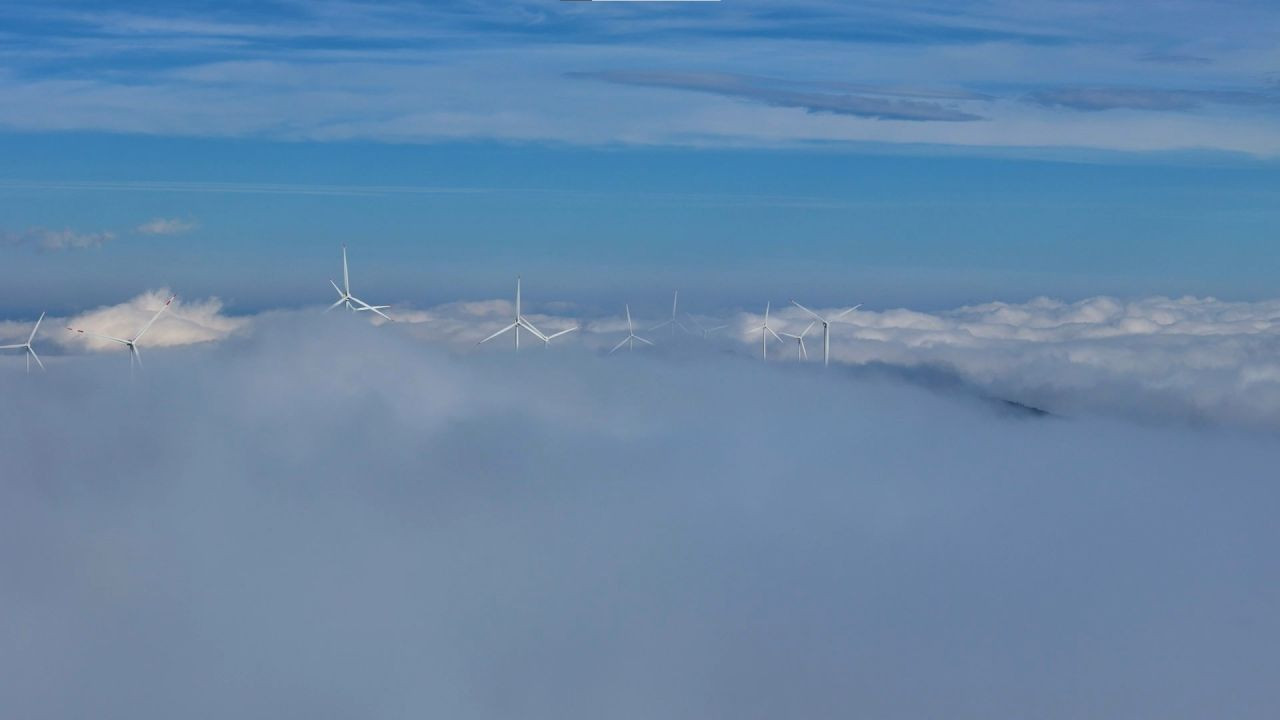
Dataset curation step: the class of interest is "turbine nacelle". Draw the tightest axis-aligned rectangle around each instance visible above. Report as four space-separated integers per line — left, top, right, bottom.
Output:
0 311 46 373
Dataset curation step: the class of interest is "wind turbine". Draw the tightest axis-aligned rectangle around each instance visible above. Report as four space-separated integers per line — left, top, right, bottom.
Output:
538 325 578 349
790 300 861 367
477 276 550 350
0 312 45 373
67 295 175 375
326 244 391 320
650 290 689 338
686 313 728 340
747 302 783 360
778 321 816 362
610 305 653 354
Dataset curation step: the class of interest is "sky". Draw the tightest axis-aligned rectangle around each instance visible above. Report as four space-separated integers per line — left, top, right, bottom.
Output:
4 2 1280 716
1 0 1279 312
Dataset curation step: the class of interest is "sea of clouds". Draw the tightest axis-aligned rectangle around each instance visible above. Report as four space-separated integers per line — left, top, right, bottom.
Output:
3 294 1280 718
10 290 1280 428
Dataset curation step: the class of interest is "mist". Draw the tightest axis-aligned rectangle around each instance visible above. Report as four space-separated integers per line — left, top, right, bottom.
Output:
2 312 1278 719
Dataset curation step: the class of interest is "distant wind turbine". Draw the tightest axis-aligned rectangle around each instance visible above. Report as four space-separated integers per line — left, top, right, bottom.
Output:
650 290 689 338
747 302 783 360
790 300 861 367
477 276 550 350
779 321 816 361
67 295 175 375
610 305 653 354
686 313 728 340
0 312 45 373
326 244 391 320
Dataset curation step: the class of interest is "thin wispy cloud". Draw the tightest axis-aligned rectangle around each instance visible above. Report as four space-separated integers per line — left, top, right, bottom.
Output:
135 217 196 235
1028 86 1280 112
572 71 986 122
2 226 115 251
0 1 1276 154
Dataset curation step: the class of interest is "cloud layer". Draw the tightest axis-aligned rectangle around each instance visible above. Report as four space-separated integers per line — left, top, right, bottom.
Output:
1 1 1278 154
2 313 1279 718
9 291 1280 431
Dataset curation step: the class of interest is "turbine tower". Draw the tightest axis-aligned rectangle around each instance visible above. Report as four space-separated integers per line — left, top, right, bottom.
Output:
790 300 861 367
477 276 551 350
0 312 46 372
747 302 783 360
650 290 689 338
778 321 816 361
326 244 391 320
610 305 653 353
67 295 175 375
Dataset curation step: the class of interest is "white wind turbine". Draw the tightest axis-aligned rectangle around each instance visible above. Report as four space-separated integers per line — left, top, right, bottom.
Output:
747 302 783 360
67 295 175 375
610 304 653 354
326 244 391 320
686 313 728 340
778 320 816 362
0 312 46 372
790 300 861 367
541 325 578 347
477 276 551 350
650 290 690 338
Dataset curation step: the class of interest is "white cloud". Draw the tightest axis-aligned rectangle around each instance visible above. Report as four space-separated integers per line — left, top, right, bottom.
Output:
2 226 114 251
12 292 1280 430
58 289 248 351
135 217 196 235
737 295 1280 428
2 312 1279 717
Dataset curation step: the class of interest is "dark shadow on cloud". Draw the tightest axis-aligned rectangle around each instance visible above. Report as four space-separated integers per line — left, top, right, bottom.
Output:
1027 86 1280 112
571 71 986 122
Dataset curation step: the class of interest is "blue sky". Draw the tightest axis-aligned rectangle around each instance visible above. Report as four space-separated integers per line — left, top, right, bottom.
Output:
2 0 1279 313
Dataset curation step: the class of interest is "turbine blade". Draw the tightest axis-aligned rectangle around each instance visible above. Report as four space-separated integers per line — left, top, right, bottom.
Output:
833 304 862 320
67 327 131 345
790 299 824 322
28 312 44 344
650 319 672 331
0 343 23 350
330 279 344 298
609 336 629 354
518 317 548 342
767 327 783 342
132 345 143 369
625 304 633 333
546 326 578 341
325 297 346 313
635 335 654 346
29 346 45 371
132 295 175 342
477 323 518 346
